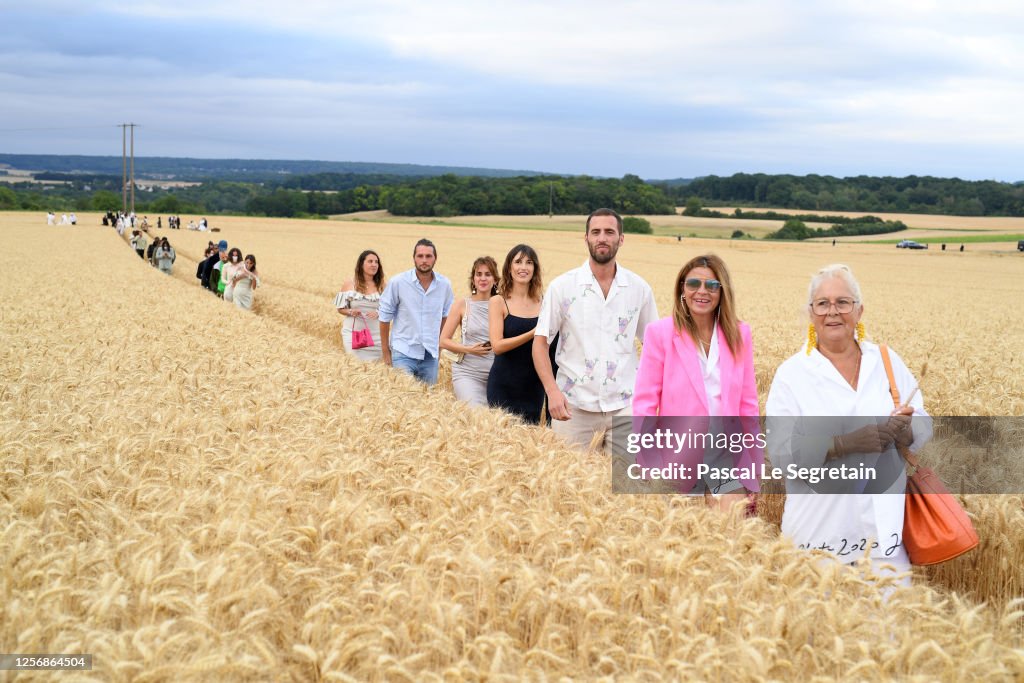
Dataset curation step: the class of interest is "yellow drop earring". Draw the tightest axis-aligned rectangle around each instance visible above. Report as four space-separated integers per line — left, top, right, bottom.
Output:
856 321 866 343
806 323 817 355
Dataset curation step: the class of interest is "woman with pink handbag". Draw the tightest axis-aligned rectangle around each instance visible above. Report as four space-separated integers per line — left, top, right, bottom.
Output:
336 250 387 362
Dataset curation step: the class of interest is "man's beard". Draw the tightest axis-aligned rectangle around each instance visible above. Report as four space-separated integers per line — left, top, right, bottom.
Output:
588 241 618 264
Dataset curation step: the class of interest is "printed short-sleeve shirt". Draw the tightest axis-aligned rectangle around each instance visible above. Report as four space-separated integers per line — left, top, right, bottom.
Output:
535 260 658 412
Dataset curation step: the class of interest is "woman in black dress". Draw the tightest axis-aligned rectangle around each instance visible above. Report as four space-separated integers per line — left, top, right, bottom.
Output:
487 244 544 424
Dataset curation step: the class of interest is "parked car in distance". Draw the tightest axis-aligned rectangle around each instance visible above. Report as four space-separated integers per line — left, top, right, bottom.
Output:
897 240 928 249
1018 240 1024 252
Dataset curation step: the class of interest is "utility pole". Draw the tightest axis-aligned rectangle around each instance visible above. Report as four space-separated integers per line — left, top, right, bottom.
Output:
119 123 137 214
120 124 127 214
549 181 553 218
129 123 136 214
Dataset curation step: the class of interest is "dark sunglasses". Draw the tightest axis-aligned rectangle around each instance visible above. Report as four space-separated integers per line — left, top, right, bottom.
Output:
683 278 722 292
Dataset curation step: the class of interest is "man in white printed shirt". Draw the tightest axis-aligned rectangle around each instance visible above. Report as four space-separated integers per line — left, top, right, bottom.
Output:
532 208 658 452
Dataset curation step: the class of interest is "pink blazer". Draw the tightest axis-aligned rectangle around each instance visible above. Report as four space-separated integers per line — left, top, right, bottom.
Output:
632 317 761 491
634 317 758 418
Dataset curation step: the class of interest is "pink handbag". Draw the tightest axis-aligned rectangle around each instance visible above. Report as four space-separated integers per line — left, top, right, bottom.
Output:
351 315 374 349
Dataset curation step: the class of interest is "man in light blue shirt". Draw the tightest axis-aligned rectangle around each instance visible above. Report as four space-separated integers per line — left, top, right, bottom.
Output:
379 238 454 385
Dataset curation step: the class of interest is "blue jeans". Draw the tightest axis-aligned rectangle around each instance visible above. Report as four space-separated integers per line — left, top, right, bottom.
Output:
392 350 439 386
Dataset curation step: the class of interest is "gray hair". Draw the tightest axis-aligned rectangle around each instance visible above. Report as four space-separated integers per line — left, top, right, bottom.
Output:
807 263 863 309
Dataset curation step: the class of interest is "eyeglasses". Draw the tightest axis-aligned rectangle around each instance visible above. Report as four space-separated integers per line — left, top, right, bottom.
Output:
683 278 722 292
810 298 858 315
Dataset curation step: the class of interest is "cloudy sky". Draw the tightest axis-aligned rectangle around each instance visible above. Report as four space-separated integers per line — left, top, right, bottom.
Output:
1 1 1022 180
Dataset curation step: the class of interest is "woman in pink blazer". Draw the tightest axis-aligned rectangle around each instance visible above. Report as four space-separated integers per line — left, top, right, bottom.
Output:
633 254 761 511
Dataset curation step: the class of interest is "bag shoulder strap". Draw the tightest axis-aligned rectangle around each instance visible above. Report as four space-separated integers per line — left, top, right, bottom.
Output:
880 344 920 470
879 344 901 406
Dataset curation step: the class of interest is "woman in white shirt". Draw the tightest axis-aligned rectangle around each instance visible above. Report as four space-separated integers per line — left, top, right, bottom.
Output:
766 264 930 585
335 250 386 362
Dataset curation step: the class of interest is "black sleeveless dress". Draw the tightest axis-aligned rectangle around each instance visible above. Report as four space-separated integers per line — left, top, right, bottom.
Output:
487 312 544 425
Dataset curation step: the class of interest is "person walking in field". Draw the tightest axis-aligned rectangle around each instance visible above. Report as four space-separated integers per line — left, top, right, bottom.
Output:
208 242 229 296
440 255 498 405
766 264 930 587
532 208 658 452
336 249 387 362
487 246 545 422
130 229 148 259
154 237 176 274
221 248 245 303
378 238 454 385
200 241 225 291
632 254 761 512
231 254 260 310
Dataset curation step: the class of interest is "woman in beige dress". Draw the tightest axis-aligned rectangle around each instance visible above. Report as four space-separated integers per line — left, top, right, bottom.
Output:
441 256 498 407
335 250 386 362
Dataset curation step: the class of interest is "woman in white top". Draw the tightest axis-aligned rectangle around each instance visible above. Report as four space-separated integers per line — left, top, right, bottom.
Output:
231 254 261 310
633 254 760 513
336 250 386 362
766 264 930 585
440 256 498 407
221 248 244 303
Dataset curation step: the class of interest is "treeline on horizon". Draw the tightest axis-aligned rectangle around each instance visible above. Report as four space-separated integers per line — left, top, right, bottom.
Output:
0 173 676 219
3 166 1024 220
660 172 1024 216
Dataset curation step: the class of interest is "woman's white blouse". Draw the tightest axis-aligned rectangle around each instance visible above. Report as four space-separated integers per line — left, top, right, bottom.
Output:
696 328 722 417
766 341 931 561
334 290 381 308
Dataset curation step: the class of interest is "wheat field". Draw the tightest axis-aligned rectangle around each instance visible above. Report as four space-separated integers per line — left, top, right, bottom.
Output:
2 211 1023 680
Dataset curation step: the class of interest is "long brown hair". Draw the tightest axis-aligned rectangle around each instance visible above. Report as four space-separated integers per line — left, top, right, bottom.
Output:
498 244 542 300
355 250 386 293
467 256 499 295
672 254 742 357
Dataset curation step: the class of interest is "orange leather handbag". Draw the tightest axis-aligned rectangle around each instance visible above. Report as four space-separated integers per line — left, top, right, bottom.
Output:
880 345 979 565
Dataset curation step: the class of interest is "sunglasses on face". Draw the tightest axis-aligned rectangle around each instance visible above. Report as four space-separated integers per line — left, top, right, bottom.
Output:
683 278 722 292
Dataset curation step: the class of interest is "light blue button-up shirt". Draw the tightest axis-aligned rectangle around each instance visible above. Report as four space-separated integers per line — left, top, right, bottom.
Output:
378 268 454 360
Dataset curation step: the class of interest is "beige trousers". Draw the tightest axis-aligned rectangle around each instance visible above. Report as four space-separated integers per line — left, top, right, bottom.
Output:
551 405 631 456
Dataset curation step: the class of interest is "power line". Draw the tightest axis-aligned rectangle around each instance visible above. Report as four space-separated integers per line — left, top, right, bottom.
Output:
0 125 119 133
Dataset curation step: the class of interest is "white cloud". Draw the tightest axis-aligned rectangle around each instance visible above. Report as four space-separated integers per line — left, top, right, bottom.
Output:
5 1 1024 177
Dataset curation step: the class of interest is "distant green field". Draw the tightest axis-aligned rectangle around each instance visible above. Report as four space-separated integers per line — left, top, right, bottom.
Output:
340 214 778 239
343 216 582 233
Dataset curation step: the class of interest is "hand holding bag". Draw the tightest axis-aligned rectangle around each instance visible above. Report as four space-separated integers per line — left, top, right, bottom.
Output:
351 313 375 350
880 345 978 565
